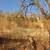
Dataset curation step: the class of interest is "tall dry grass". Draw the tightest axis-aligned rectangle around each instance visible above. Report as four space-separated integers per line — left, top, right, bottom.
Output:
0 12 50 50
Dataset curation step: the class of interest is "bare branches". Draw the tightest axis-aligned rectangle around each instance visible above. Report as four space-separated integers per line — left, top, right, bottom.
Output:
21 0 48 17
21 0 35 16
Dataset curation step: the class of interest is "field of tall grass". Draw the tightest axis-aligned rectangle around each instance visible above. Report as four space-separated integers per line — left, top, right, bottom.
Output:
0 12 50 50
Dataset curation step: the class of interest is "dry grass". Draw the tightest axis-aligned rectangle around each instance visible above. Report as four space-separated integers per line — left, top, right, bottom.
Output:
0 13 49 50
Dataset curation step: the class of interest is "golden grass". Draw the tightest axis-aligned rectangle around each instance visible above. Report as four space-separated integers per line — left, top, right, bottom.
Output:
0 13 49 50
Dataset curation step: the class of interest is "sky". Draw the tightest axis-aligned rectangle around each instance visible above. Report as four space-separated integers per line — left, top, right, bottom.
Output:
49 0 50 2
0 0 50 14
0 0 20 12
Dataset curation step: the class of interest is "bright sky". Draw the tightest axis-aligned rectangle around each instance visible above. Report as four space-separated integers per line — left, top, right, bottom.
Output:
49 0 50 2
0 0 20 12
0 0 49 14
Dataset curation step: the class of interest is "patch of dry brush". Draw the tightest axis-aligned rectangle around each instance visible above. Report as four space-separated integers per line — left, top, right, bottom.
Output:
0 12 49 50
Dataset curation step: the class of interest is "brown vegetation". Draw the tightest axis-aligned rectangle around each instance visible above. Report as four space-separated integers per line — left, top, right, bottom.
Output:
48 2 50 8
0 13 49 50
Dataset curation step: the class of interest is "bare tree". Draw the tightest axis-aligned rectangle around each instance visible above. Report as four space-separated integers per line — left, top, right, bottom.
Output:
21 0 48 17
